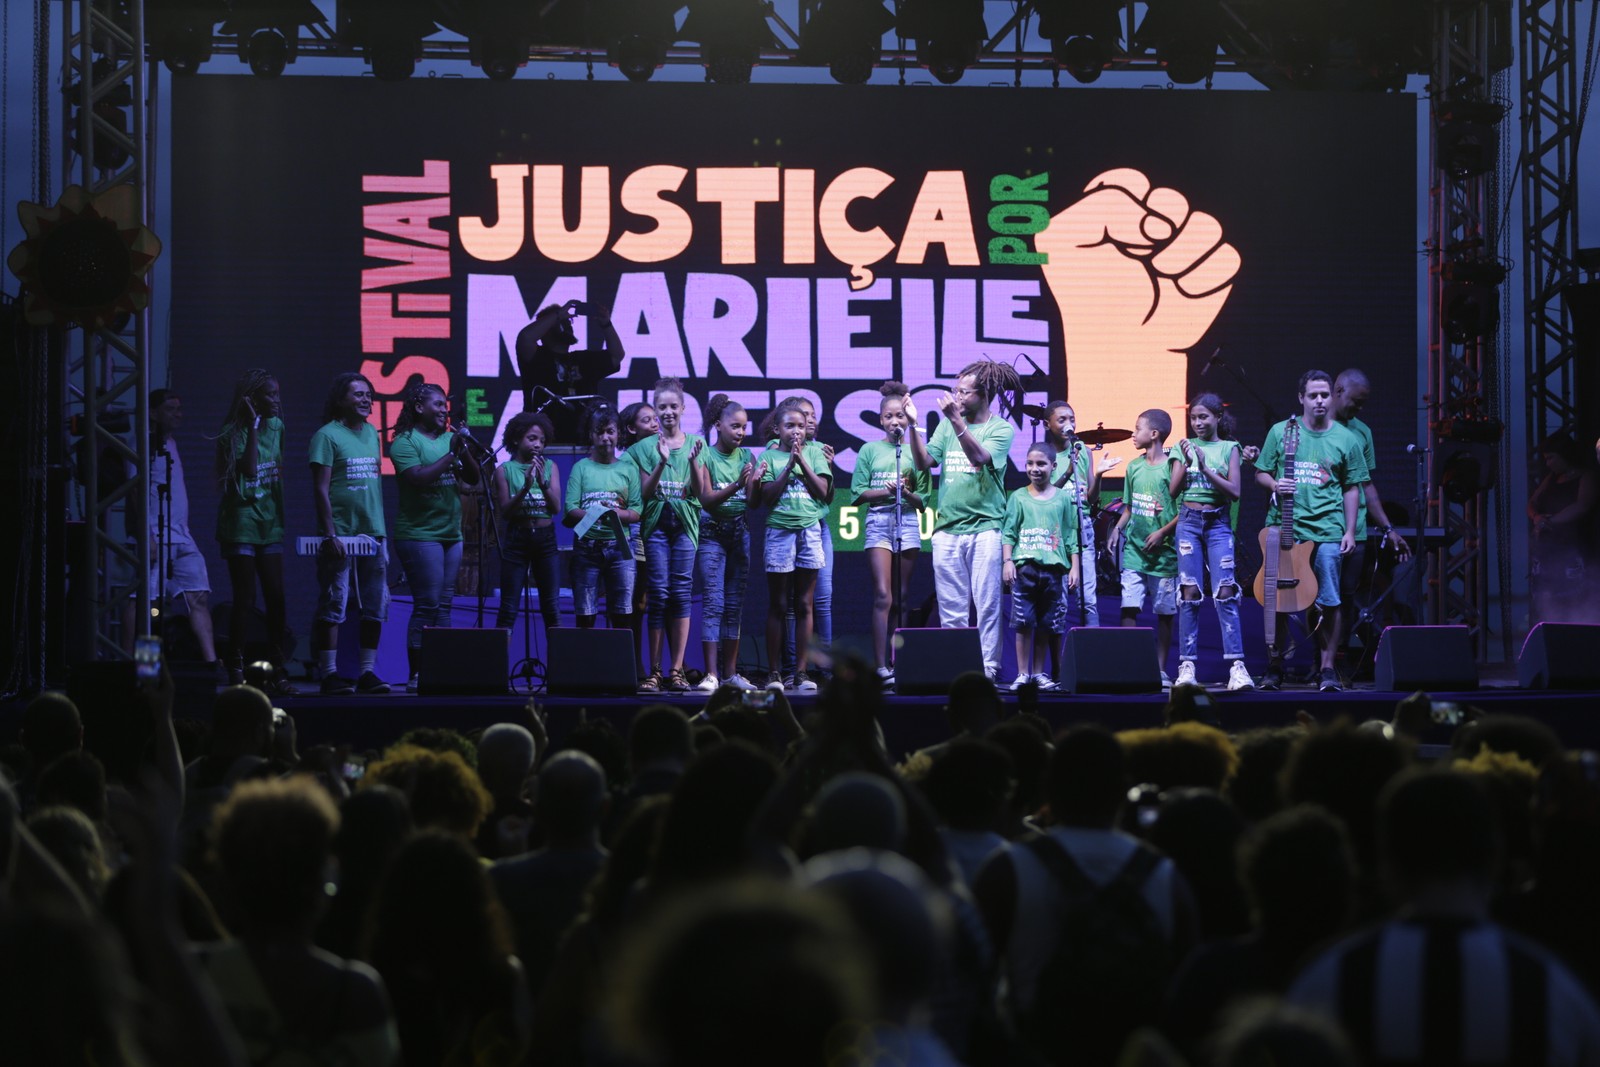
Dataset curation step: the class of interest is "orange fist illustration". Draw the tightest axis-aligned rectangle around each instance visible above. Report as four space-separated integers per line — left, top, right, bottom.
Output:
1037 169 1239 466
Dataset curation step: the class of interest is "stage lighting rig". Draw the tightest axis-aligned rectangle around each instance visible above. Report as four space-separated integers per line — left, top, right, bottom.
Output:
797 0 895 85
222 1 325 78
1032 0 1121 84
64 59 132 172
896 0 986 84
679 0 778 84
338 0 438 81
147 0 227 75
434 0 539 80
1134 0 1220 85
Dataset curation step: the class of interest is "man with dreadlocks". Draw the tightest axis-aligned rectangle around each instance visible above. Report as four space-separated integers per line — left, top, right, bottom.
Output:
908 360 1021 681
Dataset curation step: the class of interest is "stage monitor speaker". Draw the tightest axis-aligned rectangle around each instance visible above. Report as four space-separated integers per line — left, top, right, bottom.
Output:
1518 623 1600 689
893 628 984 696
1058 627 1162 694
546 627 638 696
1373 625 1477 691
419 627 509 696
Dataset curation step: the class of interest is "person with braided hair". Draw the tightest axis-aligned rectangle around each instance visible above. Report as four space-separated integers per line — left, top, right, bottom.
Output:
907 360 1021 681
215 369 293 691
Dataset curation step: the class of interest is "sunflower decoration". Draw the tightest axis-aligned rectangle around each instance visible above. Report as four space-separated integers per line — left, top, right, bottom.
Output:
7 184 163 330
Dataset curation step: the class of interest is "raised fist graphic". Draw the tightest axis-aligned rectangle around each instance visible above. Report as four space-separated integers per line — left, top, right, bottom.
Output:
1037 169 1240 465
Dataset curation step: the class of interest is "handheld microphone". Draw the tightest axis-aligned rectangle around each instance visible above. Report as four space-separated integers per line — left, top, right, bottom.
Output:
891 425 904 443
1405 443 1430 454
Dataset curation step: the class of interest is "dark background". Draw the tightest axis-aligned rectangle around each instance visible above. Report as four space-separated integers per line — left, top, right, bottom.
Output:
170 79 1416 664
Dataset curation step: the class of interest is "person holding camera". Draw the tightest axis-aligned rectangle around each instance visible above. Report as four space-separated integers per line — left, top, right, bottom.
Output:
515 300 626 445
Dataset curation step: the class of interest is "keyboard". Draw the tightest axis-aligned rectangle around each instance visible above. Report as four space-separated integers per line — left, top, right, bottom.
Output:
296 535 382 557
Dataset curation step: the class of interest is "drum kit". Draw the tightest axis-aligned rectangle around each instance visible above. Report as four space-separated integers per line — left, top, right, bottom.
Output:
1018 404 1130 585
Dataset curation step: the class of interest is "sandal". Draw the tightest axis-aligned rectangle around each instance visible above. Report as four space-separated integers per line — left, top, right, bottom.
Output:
665 669 691 692
639 671 662 693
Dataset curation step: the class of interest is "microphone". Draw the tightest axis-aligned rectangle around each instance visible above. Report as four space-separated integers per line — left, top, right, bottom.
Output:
1405 443 1430 454
1200 348 1223 376
890 426 904 443
454 423 492 457
1016 351 1049 378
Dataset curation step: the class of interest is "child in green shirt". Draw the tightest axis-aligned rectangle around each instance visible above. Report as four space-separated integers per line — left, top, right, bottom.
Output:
758 399 832 692
694 394 761 692
1112 408 1181 681
493 410 562 640
564 405 643 632
1002 442 1081 691
851 381 930 679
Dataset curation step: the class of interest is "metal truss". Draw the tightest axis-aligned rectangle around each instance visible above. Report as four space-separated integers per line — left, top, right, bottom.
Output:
1520 0 1581 442
1426 1 1510 650
62 0 152 661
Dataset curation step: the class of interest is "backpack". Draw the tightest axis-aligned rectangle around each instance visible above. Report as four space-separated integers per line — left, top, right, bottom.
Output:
1018 835 1174 1067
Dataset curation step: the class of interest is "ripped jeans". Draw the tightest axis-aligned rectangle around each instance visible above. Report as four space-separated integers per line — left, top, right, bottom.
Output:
1176 505 1244 662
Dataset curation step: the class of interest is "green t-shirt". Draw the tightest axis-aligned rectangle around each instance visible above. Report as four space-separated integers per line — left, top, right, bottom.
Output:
1339 415 1377 540
308 420 385 538
627 434 705 543
215 416 285 546
1256 419 1371 544
1178 438 1241 506
851 440 931 511
696 444 753 522
1120 452 1180 577
563 457 643 542
389 429 461 542
503 458 557 522
1002 487 1081 568
759 443 833 530
927 417 1014 534
1053 444 1097 515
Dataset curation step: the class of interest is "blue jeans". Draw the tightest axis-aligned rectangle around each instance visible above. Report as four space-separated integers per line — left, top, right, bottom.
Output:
1176 506 1243 662
395 539 462 650
697 515 749 644
646 511 695 626
572 537 635 617
785 520 834 674
496 523 560 632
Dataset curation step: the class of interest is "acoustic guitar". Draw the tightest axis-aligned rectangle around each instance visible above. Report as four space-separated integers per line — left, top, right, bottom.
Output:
1253 416 1320 659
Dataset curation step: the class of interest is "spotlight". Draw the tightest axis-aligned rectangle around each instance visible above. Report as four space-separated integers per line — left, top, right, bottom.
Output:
797 0 895 85
1135 0 1220 85
896 0 986 83
340 0 436 81
609 34 665 81
1035 0 1121 83
1441 259 1507 343
679 0 776 83
1440 447 1497 503
246 28 289 76
473 35 529 80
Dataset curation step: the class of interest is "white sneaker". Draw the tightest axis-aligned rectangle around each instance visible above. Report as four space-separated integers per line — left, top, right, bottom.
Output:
792 675 818 693
1033 674 1059 691
1175 661 1198 688
876 666 895 684
766 676 786 694
1160 670 1173 690
696 674 720 693
727 674 758 691
1228 660 1256 691
406 674 419 694
1010 673 1033 692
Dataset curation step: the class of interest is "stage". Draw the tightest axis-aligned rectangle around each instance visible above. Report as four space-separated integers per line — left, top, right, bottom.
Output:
270 674 1600 762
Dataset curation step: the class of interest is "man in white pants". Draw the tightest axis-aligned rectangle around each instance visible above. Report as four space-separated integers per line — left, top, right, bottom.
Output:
908 365 1016 680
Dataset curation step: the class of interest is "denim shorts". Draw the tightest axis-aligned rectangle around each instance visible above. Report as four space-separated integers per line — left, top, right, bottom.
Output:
1311 540 1344 608
315 536 389 624
1121 568 1177 615
572 537 636 617
1011 561 1071 633
765 524 824 573
863 508 922 552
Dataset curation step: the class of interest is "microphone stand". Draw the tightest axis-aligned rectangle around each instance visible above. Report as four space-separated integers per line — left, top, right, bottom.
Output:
455 430 499 629
1066 437 1090 628
892 432 905 661
1211 357 1279 433
153 445 172 639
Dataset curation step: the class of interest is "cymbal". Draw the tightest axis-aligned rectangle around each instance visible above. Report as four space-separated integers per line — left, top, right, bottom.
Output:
1076 427 1132 445
1020 404 1052 422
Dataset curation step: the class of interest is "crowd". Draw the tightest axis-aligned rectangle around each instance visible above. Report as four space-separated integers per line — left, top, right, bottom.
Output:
4 657 1600 1067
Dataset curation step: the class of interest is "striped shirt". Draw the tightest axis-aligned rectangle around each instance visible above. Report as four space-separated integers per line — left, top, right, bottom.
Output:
1288 916 1600 1066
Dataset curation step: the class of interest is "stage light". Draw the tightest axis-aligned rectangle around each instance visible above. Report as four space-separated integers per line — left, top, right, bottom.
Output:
474 35 529 80
63 60 132 172
339 0 436 81
1435 95 1506 178
1441 259 1507 343
797 0 895 85
1440 448 1496 503
1034 0 1121 84
223 2 322 77
895 0 985 83
1134 0 1219 85
609 35 665 81
679 0 776 83
147 1 226 75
